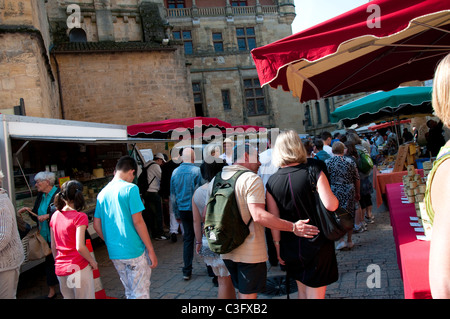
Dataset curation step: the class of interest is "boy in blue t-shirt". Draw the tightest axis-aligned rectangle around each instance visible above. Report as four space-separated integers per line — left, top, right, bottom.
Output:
94 156 158 299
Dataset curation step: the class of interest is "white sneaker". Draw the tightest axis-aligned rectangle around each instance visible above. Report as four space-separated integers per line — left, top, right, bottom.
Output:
336 241 347 250
365 216 375 224
353 223 365 233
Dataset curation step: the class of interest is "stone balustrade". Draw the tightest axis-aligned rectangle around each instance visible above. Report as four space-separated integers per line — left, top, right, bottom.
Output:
166 5 279 18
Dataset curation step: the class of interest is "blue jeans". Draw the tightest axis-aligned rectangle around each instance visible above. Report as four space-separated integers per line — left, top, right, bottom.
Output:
180 210 194 276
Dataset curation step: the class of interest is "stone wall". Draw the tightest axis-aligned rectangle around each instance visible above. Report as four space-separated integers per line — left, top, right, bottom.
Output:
53 48 195 126
0 0 60 118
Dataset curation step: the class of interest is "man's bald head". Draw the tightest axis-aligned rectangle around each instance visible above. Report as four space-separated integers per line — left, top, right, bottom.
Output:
181 147 195 163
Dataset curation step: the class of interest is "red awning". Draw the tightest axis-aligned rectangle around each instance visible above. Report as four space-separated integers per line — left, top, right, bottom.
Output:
251 0 450 102
369 119 411 131
127 117 232 139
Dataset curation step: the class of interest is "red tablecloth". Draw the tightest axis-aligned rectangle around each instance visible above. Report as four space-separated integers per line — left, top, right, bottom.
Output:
386 183 431 299
374 168 424 208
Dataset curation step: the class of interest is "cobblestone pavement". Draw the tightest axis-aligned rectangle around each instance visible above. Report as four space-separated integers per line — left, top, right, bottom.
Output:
16 192 404 300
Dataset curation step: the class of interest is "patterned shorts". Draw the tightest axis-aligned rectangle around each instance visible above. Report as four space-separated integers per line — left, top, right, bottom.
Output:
112 250 152 299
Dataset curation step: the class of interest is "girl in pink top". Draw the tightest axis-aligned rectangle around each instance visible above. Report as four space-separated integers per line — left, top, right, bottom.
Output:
50 180 97 299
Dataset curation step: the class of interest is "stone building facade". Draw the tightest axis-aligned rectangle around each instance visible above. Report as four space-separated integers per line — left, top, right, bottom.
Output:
165 0 302 130
1 0 306 132
0 0 60 118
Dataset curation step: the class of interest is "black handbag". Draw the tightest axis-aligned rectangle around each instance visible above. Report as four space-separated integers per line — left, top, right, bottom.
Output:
307 166 354 241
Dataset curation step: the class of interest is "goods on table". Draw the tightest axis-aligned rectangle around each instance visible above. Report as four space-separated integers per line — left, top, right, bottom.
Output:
376 155 396 172
422 160 433 176
402 164 433 240
92 167 105 178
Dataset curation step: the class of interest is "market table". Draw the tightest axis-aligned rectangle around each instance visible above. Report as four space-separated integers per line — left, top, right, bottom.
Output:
385 183 431 299
374 167 424 208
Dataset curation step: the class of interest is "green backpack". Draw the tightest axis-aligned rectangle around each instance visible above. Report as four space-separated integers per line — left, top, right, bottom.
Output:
357 148 374 174
204 170 252 254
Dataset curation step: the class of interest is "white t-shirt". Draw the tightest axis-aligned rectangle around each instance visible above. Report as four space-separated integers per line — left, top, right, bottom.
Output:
323 144 333 156
257 148 279 192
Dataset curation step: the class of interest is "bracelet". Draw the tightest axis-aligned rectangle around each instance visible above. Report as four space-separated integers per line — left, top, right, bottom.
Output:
273 241 280 245
292 223 295 232
195 242 202 245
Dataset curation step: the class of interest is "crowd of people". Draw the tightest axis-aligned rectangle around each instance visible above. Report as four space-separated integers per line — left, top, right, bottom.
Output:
0 128 377 300
0 121 445 300
1 53 449 300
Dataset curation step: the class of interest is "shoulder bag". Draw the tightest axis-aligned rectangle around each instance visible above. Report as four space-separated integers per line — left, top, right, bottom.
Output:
27 229 52 261
307 165 354 241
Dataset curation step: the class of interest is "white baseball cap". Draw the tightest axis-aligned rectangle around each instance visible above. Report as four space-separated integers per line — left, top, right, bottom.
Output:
154 153 166 162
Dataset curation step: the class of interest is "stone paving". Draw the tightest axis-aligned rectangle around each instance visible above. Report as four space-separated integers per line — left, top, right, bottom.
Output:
16 192 404 300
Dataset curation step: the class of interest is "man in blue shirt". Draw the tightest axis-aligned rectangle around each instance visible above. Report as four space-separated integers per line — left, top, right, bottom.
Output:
314 139 331 162
94 156 158 298
170 148 203 280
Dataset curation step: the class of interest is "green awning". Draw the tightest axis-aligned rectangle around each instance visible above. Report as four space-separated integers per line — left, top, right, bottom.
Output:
330 86 433 127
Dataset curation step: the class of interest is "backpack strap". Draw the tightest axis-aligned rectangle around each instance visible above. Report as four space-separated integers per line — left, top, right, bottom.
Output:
212 169 253 226
143 162 157 190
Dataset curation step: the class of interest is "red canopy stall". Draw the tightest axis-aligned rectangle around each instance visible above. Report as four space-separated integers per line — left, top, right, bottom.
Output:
127 117 232 139
369 119 411 131
251 0 450 102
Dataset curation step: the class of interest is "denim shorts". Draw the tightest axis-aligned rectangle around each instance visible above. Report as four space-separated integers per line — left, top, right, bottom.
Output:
223 259 267 294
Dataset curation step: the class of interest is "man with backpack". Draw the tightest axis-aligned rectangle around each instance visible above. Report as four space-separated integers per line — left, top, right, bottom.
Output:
139 153 167 241
204 143 319 299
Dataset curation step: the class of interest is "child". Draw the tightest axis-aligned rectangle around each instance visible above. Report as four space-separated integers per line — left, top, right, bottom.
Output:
50 180 97 299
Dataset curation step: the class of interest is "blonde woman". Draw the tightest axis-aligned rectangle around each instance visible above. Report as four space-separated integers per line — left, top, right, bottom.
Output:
427 53 450 299
266 130 339 299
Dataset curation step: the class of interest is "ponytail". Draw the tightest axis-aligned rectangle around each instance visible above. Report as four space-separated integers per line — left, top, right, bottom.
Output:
54 180 86 212
54 191 66 211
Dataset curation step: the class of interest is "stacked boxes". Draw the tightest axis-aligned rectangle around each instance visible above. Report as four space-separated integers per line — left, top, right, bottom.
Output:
422 160 433 177
403 165 425 205
402 163 433 240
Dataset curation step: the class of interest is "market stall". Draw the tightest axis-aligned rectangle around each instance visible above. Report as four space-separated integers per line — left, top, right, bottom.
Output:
386 183 431 299
369 119 412 131
374 167 424 208
373 141 433 207
127 117 269 161
251 0 450 102
330 86 433 127
127 116 233 140
0 114 166 272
